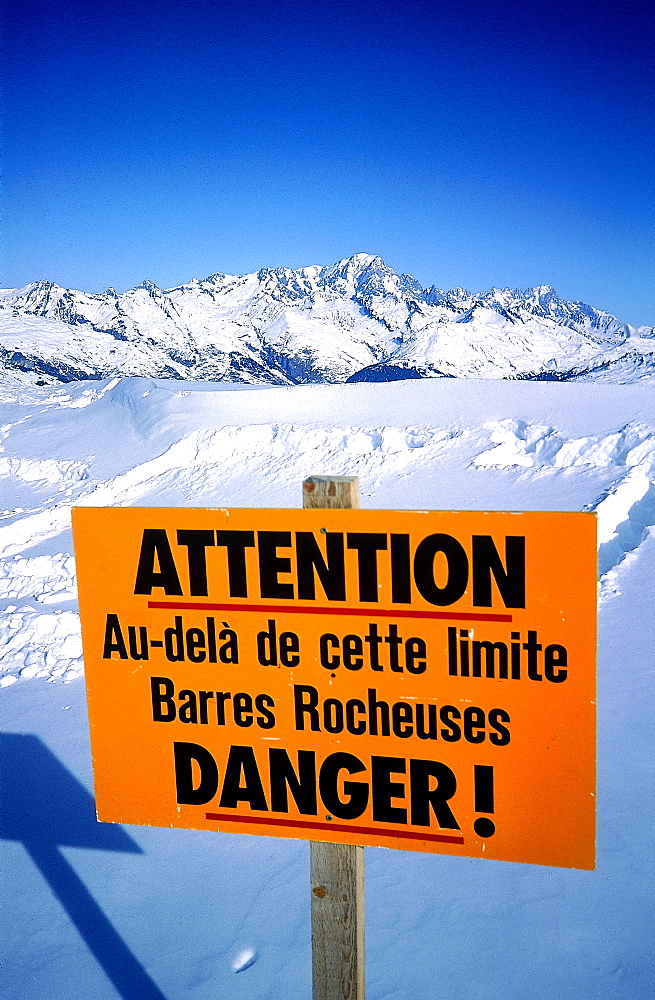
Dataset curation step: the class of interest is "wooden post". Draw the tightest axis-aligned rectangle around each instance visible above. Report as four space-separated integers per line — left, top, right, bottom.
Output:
303 475 365 1000
302 475 360 510
310 840 365 1000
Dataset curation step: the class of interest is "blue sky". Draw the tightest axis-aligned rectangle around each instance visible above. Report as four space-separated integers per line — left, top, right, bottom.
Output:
3 0 653 325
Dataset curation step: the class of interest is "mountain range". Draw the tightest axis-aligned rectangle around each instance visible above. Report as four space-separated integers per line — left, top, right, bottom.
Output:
1 253 653 385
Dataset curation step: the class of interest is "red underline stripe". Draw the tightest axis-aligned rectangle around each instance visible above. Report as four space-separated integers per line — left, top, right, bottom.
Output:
148 601 512 623
204 811 465 844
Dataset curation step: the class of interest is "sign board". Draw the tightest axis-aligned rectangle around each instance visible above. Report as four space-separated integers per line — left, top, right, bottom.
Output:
73 507 596 869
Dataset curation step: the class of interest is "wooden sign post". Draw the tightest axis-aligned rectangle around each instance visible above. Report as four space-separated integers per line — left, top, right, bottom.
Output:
303 476 365 1000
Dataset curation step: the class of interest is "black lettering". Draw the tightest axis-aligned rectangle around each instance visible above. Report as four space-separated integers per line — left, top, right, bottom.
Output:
439 705 461 741
103 614 128 659
215 692 231 725
128 625 149 660
233 692 253 727
511 632 521 679
367 688 390 736
257 620 278 665
185 627 206 663
409 759 460 828
392 702 414 738
385 624 403 672
219 746 268 810
164 616 185 662
216 530 255 597
198 691 214 724
207 617 217 662
279 631 300 667
405 637 427 674
178 689 198 724
320 633 340 669
472 640 508 679
151 676 176 721
345 698 367 735
488 708 511 745
459 629 470 676
173 742 218 805
448 626 458 675
323 698 344 734
269 749 317 814
474 764 495 813
371 756 407 824
524 630 543 681
347 533 387 602
390 533 411 603
294 685 321 731
414 534 468 606
545 644 568 683
463 706 486 743
319 752 368 819
134 529 183 595
364 623 384 670
295 532 346 601
415 703 438 740
218 625 239 663
258 531 294 599
472 535 525 609
176 529 215 596
343 634 364 670
255 693 276 729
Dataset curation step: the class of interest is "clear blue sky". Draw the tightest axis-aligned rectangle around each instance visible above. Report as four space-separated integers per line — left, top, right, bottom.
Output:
3 0 653 325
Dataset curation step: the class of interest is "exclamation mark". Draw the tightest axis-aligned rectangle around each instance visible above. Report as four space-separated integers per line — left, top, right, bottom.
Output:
473 765 496 838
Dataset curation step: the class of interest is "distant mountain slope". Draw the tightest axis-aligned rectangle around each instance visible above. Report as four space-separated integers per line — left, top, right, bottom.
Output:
1 254 653 385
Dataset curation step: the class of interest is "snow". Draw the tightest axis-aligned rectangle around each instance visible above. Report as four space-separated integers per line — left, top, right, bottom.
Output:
1 372 653 999
2 255 653 386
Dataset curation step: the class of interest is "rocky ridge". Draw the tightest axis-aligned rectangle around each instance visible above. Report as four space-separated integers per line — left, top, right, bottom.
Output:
1 253 652 385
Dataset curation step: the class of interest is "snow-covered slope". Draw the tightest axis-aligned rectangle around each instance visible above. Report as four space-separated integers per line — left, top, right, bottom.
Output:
2 254 653 386
1 374 653 999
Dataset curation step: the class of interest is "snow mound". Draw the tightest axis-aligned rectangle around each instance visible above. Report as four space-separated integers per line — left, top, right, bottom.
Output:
0 607 82 686
473 419 655 470
231 947 258 973
471 419 655 594
0 553 77 603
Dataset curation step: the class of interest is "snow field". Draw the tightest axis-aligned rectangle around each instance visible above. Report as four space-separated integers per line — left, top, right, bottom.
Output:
1 374 653 1000
0 378 653 689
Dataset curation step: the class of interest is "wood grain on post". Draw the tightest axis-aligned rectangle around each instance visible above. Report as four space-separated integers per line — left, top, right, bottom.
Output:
310 841 365 1000
302 475 360 510
304 475 365 1000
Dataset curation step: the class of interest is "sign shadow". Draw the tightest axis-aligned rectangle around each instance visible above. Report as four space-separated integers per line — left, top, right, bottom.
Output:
1 732 167 1000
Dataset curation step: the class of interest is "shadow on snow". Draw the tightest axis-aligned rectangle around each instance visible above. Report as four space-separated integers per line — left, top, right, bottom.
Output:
0 732 167 1000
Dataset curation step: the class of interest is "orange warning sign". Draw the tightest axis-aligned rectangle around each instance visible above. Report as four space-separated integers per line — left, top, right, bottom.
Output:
72 507 597 869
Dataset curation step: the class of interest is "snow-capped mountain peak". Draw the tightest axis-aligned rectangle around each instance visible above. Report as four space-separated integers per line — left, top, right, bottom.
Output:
0 254 652 386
